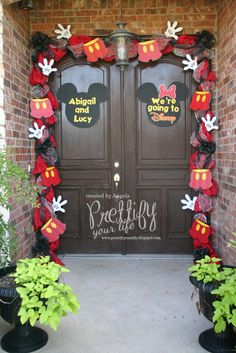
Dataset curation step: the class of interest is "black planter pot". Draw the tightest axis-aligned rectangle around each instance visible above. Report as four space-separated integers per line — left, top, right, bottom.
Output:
190 275 236 353
0 266 48 353
0 266 19 324
1 317 48 353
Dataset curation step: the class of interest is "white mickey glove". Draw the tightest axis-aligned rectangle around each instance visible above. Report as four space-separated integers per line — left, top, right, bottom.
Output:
52 195 68 213
182 54 198 71
181 194 197 211
201 114 219 132
54 24 72 40
165 21 183 40
38 58 57 76
28 122 45 139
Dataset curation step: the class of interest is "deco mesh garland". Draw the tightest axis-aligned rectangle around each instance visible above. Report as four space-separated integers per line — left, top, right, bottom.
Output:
28 22 218 264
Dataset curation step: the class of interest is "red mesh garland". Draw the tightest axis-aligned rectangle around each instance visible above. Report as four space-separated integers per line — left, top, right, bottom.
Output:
28 29 218 263
32 155 48 175
176 35 196 46
103 44 115 62
189 151 216 170
33 198 52 231
47 91 59 110
49 240 64 265
173 47 192 57
202 179 218 197
129 39 139 58
194 194 213 213
49 45 67 62
29 67 47 86
68 35 92 46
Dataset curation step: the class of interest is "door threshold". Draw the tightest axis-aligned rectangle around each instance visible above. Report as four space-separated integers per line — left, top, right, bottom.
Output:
60 254 193 260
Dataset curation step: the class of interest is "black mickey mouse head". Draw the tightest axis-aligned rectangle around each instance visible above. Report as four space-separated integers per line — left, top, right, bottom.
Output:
137 82 189 127
57 83 109 128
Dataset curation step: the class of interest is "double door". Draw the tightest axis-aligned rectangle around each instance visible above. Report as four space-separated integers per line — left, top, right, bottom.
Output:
52 54 194 254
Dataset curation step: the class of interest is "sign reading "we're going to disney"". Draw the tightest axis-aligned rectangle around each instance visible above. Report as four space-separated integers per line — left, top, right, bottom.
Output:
138 82 189 127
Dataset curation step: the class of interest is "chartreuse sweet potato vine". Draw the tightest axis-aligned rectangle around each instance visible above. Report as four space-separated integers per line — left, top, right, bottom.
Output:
189 256 236 333
11 256 80 330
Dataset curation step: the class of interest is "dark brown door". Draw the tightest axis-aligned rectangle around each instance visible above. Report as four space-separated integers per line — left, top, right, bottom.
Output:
52 54 194 254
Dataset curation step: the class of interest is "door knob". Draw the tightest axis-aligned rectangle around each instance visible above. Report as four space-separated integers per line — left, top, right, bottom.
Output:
114 173 120 191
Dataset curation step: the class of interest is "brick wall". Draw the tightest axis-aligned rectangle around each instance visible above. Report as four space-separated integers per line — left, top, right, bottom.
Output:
211 0 236 264
30 0 218 36
0 2 5 148
3 3 35 259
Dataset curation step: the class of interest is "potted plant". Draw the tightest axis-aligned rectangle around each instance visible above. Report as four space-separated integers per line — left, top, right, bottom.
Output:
0 146 40 351
0 148 80 352
189 255 236 353
0 146 39 324
1 256 80 353
0 147 38 267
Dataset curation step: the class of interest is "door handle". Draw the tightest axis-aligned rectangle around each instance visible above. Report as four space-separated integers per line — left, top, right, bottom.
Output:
114 173 120 191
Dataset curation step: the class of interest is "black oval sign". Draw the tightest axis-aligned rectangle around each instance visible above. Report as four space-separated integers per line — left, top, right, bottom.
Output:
138 82 189 127
57 83 109 128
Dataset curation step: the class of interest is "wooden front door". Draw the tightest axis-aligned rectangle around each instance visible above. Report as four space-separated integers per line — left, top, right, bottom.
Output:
52 54 194 254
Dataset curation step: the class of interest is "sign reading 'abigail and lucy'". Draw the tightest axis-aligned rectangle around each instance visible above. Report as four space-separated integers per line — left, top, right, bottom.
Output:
56 83 109 128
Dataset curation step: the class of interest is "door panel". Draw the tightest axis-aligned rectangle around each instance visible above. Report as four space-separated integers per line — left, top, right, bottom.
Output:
166 188 192 238
57 63 110 164
136 189 162 239
53 56 123 253
123 57 194 253
137 64 188 162
52 53 194 254
57 188 81 237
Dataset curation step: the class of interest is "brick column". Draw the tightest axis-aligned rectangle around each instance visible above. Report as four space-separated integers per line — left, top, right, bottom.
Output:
0 2 5 148
1 1 34 259
212 0 236 264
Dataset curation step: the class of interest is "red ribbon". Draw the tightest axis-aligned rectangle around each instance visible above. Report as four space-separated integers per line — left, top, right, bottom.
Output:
159 84 176 99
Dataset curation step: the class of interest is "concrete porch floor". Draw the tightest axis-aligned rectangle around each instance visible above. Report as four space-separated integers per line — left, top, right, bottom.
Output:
0 256 210 353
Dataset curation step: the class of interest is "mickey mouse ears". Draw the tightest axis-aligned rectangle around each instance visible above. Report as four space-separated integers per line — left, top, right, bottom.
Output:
56 83 109 103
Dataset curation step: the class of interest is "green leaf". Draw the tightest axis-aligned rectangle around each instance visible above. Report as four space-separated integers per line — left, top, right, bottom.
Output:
29 313 38 327
61 267 70 273
40 311 49 324
18 307 26 317
27 309 35 318
16 287 29 298
18 307 29 325
214 317 226 333
68 301 80 313
213 308 222 322
39 306 46 314
25 283 35 290
47 316 60 331
40 277 50 285
44 285 56 298
231 311 236 327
